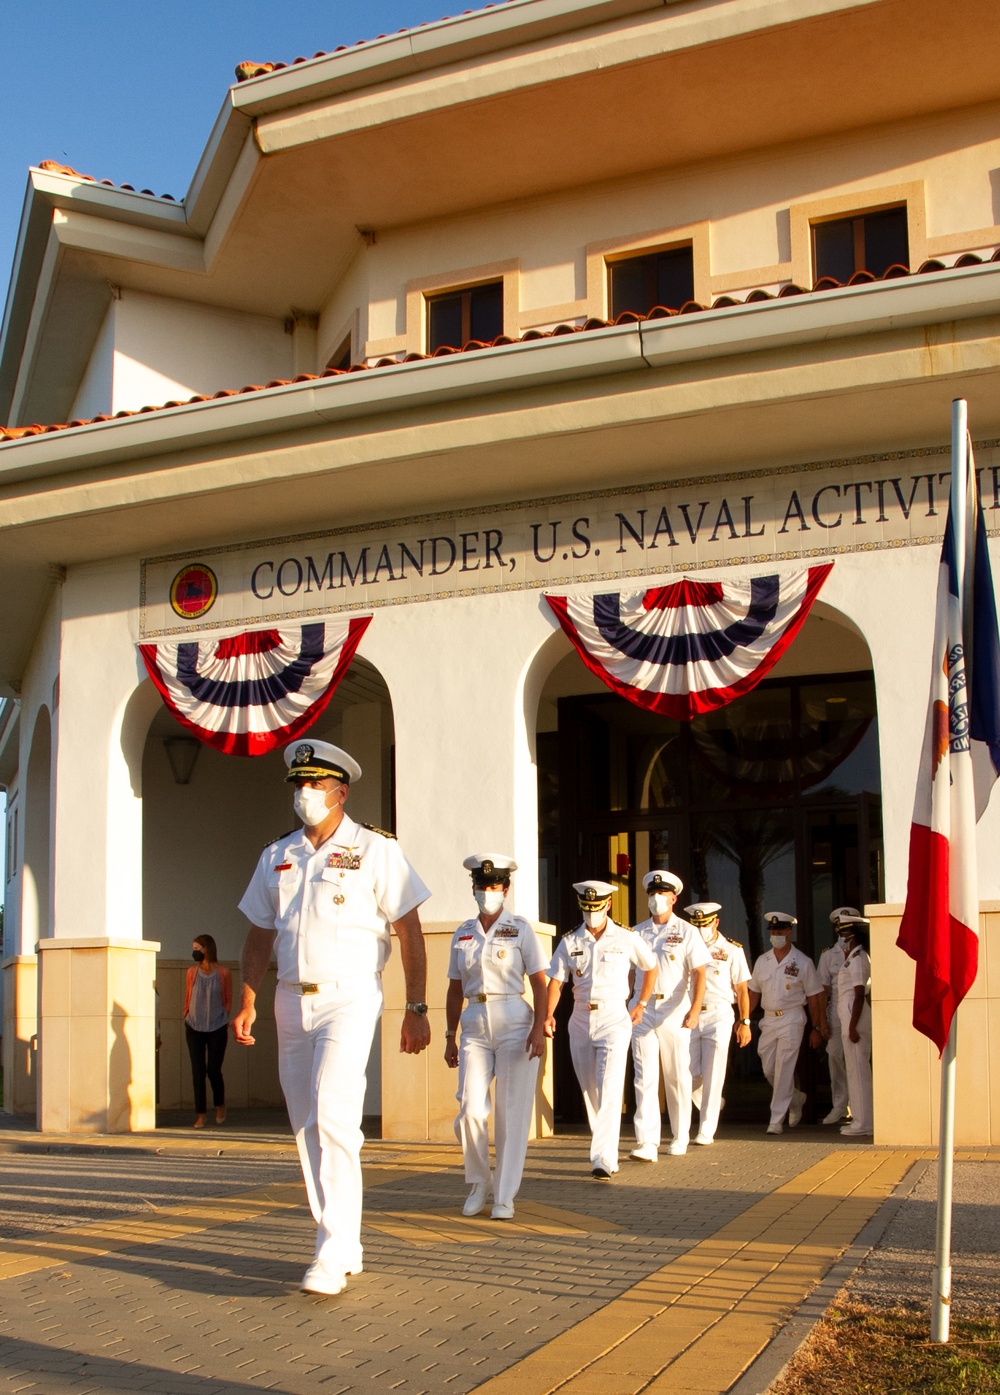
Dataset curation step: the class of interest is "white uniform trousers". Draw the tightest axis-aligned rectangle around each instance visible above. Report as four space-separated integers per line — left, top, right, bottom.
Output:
838 999 873 1132
689 1005 733 1141
455 997 539 1207
568 1005 632 1169
825 1014 850 1115
274 977 382 1277
631 1013 693 1149
757 1008 806 1125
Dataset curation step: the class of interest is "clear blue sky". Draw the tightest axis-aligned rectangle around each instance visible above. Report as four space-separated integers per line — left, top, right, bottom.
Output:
1 1 472 305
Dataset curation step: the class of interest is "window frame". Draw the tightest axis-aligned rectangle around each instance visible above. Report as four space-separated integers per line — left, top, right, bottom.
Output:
810 202 909 283
424 278 505 353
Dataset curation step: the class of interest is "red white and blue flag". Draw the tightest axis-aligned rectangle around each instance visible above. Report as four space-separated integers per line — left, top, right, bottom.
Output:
897 440 1000 1053
545 565 832 720
138 618 371 756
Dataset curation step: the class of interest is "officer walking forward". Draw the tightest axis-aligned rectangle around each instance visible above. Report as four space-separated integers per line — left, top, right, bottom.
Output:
748 912 826 1134
685 902 752 1146
444 855 548 1220
628 872 710 1161
835 915 874 1138
546 880 657 1178
816 907 858 1126
234 740 431 1296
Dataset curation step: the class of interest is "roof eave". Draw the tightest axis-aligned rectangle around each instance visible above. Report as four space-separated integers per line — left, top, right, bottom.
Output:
2 263 998 482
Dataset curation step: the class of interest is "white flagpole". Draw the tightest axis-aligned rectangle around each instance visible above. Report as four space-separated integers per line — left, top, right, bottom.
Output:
930 397 968 1344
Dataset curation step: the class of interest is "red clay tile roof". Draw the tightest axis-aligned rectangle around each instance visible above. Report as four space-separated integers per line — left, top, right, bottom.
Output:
234 1 517 81
2 252 997 445
37 160 176 201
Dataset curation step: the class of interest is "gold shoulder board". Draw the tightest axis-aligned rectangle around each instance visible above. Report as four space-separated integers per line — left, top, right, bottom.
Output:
361 821 397 840
263 829 297 849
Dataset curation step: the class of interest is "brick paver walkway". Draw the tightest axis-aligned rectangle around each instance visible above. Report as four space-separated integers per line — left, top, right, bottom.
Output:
0 1126 941 1393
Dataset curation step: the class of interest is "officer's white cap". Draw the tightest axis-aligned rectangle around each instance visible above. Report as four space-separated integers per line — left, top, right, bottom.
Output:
643 870 683 894
764 910 797 934
284 739 362 784
830 905 861 926
573 880 615 906
685 901 721 926
463 854 517 880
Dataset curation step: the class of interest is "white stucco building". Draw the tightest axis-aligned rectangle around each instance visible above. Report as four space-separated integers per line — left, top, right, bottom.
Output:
2 0 1000 1142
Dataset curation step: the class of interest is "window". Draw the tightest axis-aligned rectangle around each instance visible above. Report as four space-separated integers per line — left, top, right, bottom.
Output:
608 246 694 319
426 281 503 352
812 205 909 283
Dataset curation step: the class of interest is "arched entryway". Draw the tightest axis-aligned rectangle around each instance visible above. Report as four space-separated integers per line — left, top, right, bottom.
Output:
140 655 396 1126
531 601 882 1127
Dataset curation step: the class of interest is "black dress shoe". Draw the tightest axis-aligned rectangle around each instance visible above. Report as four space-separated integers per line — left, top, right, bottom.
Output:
591 1166 611 1179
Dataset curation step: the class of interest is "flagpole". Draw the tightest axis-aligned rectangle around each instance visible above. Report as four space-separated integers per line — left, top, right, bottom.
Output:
930 397 968 1344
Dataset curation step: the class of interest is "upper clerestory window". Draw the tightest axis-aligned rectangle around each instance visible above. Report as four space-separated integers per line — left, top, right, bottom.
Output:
427 281 503 353
608 246 695 320
812 205 909 283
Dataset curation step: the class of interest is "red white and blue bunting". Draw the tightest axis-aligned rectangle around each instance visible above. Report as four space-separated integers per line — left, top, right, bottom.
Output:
138 618 372 756
545 566 833 720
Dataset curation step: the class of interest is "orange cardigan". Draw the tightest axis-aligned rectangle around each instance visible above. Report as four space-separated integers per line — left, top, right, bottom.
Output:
183 963 233 1021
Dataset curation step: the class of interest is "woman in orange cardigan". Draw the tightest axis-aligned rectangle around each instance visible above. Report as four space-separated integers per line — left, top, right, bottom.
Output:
184 934 233 1128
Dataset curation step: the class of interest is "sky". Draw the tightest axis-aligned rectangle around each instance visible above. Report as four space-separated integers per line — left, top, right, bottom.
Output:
0 0 479 299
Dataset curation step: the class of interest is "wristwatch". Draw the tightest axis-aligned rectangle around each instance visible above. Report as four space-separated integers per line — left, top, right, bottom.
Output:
740 1017 751 1025
405 1001 429 1016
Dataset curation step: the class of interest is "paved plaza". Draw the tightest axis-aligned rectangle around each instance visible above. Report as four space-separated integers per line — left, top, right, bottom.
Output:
0 1119 993 1394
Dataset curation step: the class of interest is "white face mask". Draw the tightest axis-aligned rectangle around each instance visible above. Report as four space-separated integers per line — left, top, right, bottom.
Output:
294 786 333 826
648 893 672 916
698 924 717 944
770 933 791 950
582 908 608 930
475 888 505 915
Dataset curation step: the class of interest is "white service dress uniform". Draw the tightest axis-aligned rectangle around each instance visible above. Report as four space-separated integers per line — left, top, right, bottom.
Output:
749 946 822 1127
239 812 429 1278
448 911 547 1208
629 916 713 1152
690 935 751 1143
837 944 873 1133
817 943 850 1119
549 922 656 1172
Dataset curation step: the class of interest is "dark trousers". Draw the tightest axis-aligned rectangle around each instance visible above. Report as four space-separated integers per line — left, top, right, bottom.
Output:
185 1022 228 1113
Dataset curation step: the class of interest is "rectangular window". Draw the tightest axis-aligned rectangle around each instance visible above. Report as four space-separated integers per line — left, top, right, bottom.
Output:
608 246 694 320
427 281 503 352
812 206 909 283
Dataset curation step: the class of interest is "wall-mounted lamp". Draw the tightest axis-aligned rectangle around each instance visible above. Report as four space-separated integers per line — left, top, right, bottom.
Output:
164 737 202 786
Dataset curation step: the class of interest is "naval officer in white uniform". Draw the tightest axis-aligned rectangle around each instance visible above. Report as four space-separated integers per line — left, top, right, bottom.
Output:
836 915 874 1138
546 881 657 1177
685 902 752 1146
234 739 431 1296
748 912 826 1133
816 906 857 1125
444 855 548 1220
628 871 711 1161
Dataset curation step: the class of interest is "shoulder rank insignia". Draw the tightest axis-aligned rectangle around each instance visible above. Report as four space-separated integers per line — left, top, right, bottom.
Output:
263 829 297 850
726 935 742 948
360 821 396 840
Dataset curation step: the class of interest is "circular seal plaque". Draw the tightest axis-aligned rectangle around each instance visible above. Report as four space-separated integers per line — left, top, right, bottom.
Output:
169 564 218 619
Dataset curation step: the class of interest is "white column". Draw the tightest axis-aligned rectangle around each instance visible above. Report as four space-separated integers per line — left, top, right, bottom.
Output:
360 590 559 1139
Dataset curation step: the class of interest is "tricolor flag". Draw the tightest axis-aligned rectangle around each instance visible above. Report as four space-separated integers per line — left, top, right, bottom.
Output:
897 438 1000 1053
